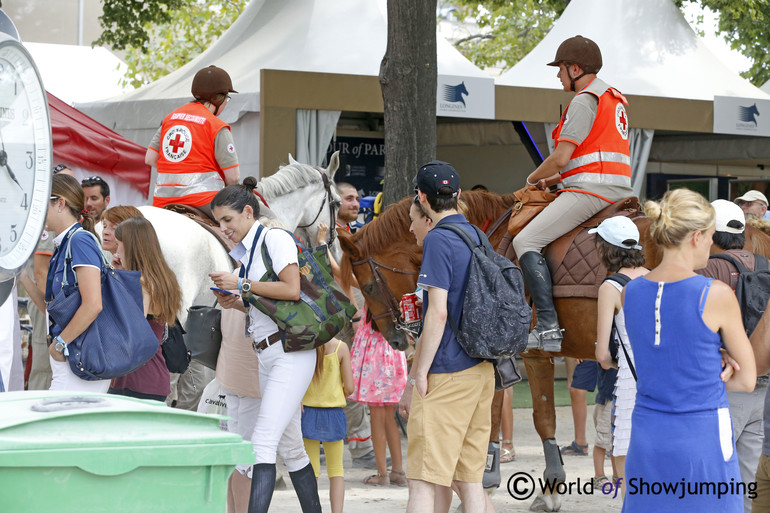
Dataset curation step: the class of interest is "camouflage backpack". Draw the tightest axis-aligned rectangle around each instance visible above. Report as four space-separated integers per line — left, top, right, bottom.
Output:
243 228 357 352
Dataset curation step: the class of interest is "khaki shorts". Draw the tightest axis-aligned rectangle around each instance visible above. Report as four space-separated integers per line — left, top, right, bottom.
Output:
406 361 495 486
593 399 613 451
754 453 770 511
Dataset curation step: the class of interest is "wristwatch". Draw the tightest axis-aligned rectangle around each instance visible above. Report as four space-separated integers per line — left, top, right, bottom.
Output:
408 376 416 386
241 279 252 293
54 335 67 353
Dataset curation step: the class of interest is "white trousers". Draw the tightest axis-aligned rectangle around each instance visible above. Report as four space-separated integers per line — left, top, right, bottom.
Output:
49 356 110 393
251 342 316 470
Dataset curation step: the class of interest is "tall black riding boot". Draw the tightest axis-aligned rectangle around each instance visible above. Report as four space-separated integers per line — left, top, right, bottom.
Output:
519 251 564 352
248 463 277 513
288 463 322 513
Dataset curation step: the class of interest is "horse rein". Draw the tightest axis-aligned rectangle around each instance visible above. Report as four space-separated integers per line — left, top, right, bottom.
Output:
296 170 339 245
350 251 421 335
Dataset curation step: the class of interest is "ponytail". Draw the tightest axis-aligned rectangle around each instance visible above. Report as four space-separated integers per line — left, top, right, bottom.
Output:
211 177 260 216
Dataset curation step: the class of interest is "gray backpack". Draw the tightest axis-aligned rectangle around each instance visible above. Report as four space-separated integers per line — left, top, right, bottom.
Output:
435 223 532 358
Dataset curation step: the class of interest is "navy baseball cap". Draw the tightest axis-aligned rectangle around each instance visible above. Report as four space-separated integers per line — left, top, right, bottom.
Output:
413 161 460 198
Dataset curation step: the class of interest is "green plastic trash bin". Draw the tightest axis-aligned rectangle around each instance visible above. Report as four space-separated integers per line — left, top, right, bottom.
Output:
0 391 255 513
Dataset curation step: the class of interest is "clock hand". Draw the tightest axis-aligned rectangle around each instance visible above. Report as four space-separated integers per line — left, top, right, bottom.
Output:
0 149 22 190
0 129 22 190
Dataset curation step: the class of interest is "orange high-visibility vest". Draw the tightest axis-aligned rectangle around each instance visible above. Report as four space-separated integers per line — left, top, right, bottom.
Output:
552 81 631 189
152 102 232 208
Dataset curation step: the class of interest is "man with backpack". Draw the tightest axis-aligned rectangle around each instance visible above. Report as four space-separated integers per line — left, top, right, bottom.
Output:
698 199 768 513
400 161 495 513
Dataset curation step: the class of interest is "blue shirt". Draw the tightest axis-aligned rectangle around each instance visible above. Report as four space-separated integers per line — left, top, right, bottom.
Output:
595 366 618 405
417 214 485 374
47 224 103 334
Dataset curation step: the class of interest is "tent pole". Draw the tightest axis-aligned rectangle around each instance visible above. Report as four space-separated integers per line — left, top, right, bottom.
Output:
513 121 544 167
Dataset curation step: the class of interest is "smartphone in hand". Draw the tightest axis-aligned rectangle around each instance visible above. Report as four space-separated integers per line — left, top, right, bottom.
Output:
210 287 237 296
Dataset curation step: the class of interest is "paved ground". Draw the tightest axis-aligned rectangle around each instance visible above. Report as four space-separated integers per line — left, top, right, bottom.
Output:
269 404 623 512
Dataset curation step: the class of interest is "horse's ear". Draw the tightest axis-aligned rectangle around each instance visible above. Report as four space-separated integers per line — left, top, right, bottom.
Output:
327 151 340 180
288 153 298 165
337 229 361 260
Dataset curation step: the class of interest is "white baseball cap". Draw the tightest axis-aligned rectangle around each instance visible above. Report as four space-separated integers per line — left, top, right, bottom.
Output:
588 216 642 250
734 190 768 206
712 199 745 234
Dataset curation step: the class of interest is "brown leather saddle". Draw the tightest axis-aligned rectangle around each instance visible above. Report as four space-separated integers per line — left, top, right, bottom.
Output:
164 203 237 260
496 195 643 299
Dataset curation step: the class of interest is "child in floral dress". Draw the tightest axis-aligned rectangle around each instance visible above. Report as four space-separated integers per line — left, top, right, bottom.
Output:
349 310 408 486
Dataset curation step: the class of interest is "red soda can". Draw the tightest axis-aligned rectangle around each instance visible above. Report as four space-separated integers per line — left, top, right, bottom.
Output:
400 293 421 323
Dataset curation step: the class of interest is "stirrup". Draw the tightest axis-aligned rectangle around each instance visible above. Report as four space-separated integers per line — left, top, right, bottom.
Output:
541 327 565 353
525 327 565 352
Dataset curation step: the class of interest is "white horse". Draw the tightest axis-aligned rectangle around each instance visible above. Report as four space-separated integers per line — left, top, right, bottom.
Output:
134 153 341 323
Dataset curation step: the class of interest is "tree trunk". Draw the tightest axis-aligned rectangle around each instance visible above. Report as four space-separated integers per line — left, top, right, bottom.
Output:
379 0 437 207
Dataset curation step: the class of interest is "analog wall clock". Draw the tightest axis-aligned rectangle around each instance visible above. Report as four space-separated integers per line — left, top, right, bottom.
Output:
0 32 52 284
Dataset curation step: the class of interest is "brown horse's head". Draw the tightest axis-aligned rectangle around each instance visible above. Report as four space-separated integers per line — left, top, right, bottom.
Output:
338 191 518 351
339 197 423 351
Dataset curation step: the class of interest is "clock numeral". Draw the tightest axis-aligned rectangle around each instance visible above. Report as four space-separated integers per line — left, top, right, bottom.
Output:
26 151 33 169
20 193 28 210
10 225 18 243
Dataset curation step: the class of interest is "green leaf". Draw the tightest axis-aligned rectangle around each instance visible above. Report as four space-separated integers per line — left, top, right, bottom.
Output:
96 0 248 88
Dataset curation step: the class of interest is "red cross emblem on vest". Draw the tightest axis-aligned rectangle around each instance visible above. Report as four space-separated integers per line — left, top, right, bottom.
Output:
169 133 185 153
618 110 627 132
162 125 193 162
615 103 629 140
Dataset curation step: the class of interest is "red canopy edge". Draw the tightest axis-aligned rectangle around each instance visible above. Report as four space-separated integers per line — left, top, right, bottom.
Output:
48 92 151 197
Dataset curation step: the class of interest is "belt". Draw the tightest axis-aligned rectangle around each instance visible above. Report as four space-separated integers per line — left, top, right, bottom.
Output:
252 332 282 353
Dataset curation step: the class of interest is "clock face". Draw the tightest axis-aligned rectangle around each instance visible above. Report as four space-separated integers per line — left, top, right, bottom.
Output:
0 35 51 280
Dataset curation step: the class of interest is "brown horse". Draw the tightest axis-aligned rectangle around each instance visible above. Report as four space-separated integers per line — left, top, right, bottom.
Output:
338 189 770 511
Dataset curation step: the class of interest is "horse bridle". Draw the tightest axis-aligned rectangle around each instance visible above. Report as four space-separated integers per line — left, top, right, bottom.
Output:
296 170 340 245
348 206 516 336
350 249 421 335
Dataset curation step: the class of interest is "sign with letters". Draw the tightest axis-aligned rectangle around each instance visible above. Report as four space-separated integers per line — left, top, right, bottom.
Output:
713 96 770 137
326 136 384 197
437 74 494 120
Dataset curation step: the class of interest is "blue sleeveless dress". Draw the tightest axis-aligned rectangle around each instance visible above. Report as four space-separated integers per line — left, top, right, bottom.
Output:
622 275 742 513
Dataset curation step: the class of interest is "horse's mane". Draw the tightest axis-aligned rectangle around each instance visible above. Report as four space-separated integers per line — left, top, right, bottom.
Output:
746 222 770 258
747 217 770 237
459 191 517 226
349 190 516 255
353 196 414 255
256 161 322 200
338 196 416 290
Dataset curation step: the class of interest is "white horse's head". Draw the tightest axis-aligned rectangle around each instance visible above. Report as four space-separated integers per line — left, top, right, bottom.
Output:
257 151 341 247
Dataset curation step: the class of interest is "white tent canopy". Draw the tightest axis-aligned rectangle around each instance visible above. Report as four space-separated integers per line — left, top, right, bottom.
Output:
77 0 491 179
25 42 131 105
494 0 770 197
496 0 770 102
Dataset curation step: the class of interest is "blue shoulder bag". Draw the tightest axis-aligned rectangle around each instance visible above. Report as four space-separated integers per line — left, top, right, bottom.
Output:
46 229 159 380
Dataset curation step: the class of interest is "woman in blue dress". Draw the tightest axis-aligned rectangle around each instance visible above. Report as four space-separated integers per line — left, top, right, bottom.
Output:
622 188 756 512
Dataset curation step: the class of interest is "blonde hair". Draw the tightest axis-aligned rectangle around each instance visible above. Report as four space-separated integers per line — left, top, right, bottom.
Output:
644 189 715 248
457 198 469 217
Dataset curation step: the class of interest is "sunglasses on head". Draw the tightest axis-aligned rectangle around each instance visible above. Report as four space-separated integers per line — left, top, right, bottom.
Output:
53 164 68 174
81 176 106 186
